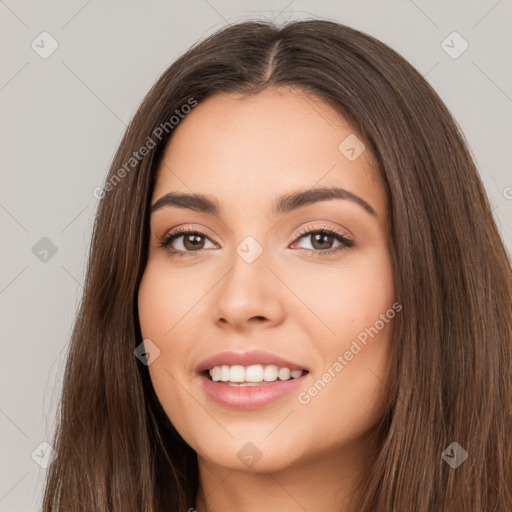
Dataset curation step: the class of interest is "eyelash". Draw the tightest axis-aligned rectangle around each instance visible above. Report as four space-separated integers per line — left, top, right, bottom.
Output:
157 225 354 259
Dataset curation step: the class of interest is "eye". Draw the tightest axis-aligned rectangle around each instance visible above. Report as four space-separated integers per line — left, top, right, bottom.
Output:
291 225 354 256
157 224 354 258
158 227 216 257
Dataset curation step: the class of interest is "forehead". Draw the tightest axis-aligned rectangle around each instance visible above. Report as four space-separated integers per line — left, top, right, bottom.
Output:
152 87 387 219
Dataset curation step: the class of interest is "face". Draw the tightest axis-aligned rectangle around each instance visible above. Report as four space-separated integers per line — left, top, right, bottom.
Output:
138 87 396 474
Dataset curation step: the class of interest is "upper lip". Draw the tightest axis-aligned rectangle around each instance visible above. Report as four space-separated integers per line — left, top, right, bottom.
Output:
195 350 309 374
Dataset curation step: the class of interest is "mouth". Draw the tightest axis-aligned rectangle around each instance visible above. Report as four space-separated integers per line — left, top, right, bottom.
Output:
195 350 310 409
202 364 309 386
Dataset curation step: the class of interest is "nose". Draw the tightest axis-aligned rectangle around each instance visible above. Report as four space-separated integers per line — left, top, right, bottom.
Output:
213 244 286 331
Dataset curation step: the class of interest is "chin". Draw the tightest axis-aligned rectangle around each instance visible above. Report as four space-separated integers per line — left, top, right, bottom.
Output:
195 438 302 474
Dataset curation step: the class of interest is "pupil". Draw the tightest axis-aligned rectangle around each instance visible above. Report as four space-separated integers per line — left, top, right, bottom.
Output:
185 234 203 250
313 233 332 250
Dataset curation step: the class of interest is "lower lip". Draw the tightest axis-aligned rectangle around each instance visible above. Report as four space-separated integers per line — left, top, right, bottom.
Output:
198 373 308 409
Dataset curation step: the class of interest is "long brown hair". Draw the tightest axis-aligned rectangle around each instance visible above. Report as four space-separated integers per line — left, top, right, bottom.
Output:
43 18 512 511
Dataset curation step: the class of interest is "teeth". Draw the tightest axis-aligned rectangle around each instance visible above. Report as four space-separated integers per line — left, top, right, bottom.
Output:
246 364 264 382
278 367 291 380
208 364 306 383
220 365 230 381
264 365 278 381
229 365 245 382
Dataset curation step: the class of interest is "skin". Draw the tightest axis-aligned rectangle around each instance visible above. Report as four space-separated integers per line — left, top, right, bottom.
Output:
137 87 396 512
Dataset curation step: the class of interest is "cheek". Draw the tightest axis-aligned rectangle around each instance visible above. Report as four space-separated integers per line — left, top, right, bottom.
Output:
286 246 395 343
298 324 393 449
138 264 177 338
289 247 395 435
138 259 211 341
137 259 216 401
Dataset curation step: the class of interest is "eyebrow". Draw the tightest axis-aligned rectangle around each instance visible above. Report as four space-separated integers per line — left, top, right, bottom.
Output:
150 187 376 216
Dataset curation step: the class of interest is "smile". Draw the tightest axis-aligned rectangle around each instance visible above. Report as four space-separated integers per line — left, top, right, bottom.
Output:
195 350 310 409
208 364 307 384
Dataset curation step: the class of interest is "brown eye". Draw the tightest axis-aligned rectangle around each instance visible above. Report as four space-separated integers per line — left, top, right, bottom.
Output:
182 233 206 251
292 226 354 256
310 232 335 250
159 229 216 254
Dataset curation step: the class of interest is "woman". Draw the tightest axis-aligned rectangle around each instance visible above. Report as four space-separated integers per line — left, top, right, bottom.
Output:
43 18 512 512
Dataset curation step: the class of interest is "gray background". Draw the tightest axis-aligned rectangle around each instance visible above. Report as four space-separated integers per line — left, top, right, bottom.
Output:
1 1 511 510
